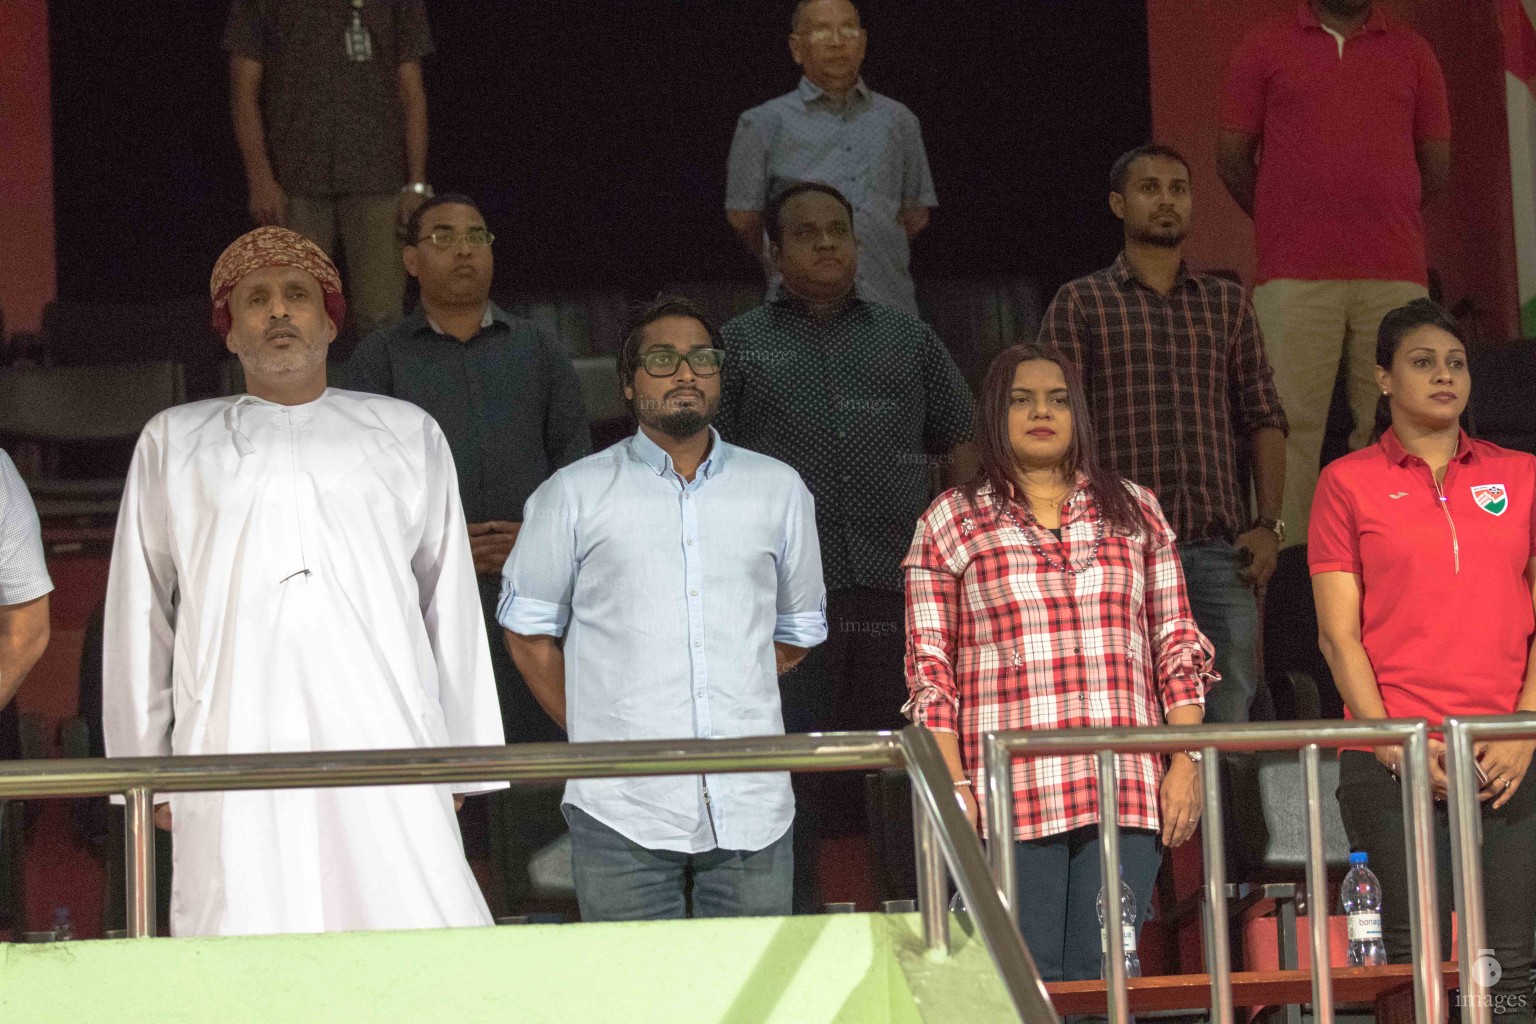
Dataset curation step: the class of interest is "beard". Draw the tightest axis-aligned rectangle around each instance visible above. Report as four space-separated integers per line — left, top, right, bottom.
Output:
635 390 720 440
1127 221 1187 250
236 336 330 383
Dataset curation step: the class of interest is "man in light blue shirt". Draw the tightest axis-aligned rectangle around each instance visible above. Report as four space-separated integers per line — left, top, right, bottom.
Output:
725 0 937 318
499 296 827 921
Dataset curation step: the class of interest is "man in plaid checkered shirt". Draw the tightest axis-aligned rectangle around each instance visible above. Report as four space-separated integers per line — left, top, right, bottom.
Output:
1039 144 1288 724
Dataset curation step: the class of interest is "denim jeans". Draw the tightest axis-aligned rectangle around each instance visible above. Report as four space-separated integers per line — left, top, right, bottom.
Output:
563 804 793 922
1178 540 1259 724
1013 826 1162 983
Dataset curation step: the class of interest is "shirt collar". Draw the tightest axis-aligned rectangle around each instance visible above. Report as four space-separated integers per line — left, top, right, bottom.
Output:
1109 251 1193 292
630 425 726 480
797 75 872 107
422 301 498 337
772 289 863 322
1378 425 1476 467
1296 2 1388 34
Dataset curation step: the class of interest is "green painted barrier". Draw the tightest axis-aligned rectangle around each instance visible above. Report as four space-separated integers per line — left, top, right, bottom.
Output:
1 913 1017 1023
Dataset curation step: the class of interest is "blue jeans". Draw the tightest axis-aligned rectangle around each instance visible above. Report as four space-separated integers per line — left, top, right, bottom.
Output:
1013 826 1162 983
563 804 793 922
1178 540 1259 724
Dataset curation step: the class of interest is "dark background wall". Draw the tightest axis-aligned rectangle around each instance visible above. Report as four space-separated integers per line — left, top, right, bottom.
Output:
49 0 1151 309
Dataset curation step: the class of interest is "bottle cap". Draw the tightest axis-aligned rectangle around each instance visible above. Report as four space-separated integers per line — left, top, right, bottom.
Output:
1350 851 1369 864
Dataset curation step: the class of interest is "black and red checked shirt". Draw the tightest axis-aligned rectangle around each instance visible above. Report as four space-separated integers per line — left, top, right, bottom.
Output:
1039 254 1289 544
902 479 1214 842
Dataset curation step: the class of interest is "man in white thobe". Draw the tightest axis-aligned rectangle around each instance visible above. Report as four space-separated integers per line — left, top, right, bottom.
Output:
104 226 505 936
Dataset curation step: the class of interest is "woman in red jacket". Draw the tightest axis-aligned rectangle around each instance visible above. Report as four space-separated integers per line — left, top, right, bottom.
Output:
1312 299 1536 1018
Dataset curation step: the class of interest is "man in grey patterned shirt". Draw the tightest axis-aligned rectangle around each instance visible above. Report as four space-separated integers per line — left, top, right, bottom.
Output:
0 450 51 712
726 0 938 318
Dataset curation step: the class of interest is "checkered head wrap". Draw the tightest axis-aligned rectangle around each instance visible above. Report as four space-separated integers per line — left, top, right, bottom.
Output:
209 226 346 336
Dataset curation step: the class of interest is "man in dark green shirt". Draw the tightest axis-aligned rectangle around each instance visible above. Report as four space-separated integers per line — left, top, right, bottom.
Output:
338 194 591 744
718 181 972 909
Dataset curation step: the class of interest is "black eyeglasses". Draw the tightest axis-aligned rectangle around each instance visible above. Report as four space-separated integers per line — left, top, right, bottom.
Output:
638 349 726 377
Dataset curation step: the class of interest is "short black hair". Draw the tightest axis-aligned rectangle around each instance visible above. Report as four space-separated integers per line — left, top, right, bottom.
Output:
1109 144 1192 195
618 295 724 388
764 181 856 247
404 192 485 246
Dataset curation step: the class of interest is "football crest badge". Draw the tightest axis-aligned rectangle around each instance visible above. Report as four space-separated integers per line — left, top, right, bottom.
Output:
1471 484 1508 516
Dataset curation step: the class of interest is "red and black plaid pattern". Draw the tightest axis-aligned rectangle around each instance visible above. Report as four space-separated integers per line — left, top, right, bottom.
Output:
902 479 1213 841
1039 254 1288 544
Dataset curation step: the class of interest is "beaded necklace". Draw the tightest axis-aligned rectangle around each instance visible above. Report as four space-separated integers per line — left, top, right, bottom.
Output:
998 491 1105 576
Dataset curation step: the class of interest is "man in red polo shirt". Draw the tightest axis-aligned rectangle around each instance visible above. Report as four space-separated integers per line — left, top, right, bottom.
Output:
1216 0 1450 547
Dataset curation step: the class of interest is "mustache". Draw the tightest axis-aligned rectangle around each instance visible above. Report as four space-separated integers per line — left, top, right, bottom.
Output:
264 320 300 341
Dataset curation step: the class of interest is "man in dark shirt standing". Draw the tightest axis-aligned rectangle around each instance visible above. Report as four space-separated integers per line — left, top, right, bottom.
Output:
1040 145 1289 724
718 181 973 909
338 194 591 911
226 0 434 336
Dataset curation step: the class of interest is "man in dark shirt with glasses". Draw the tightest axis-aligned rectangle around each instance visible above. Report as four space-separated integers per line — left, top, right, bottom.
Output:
339 194 590 912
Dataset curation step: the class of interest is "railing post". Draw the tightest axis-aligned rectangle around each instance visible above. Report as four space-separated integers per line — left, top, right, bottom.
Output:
1199 748 1233 1024
1096 750 1129 1024
124 787 157 938
985 734 1016 913
1444 719 1488 1024
912 782 949 955
901 726 1058 1024
1300 743 1335 1024
1400 726 1444 1024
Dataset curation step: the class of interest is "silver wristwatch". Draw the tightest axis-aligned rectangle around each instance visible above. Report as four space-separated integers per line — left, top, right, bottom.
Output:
1180 749 1204 764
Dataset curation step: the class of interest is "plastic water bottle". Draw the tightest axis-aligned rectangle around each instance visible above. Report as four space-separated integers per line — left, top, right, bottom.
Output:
1340 851 1387 966
1096 867 1142 979
52 906 74 942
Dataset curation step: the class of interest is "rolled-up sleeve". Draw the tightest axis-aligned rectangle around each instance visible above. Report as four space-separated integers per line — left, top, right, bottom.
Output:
498 474 577 637
774 478 828 646
1136 490 1214 716
902 515 962 733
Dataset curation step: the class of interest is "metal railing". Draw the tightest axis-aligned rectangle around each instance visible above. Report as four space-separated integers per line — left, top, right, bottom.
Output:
1444 713 1536 1024
983 719 1444 1024
0 726 1058 1024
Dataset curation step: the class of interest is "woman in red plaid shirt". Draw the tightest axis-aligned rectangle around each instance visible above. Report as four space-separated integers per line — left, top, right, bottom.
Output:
903 343 1216 982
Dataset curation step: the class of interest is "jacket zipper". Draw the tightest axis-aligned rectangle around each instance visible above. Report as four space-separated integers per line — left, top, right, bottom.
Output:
1430 473 1460 575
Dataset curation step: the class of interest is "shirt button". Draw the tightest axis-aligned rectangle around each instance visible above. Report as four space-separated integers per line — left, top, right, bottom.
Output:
1075 647 1083 654
687 539 695 546
690 589 698 596
693 640 701 648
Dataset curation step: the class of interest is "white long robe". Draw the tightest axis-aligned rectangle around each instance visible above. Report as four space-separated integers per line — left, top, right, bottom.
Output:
103 389 506 936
